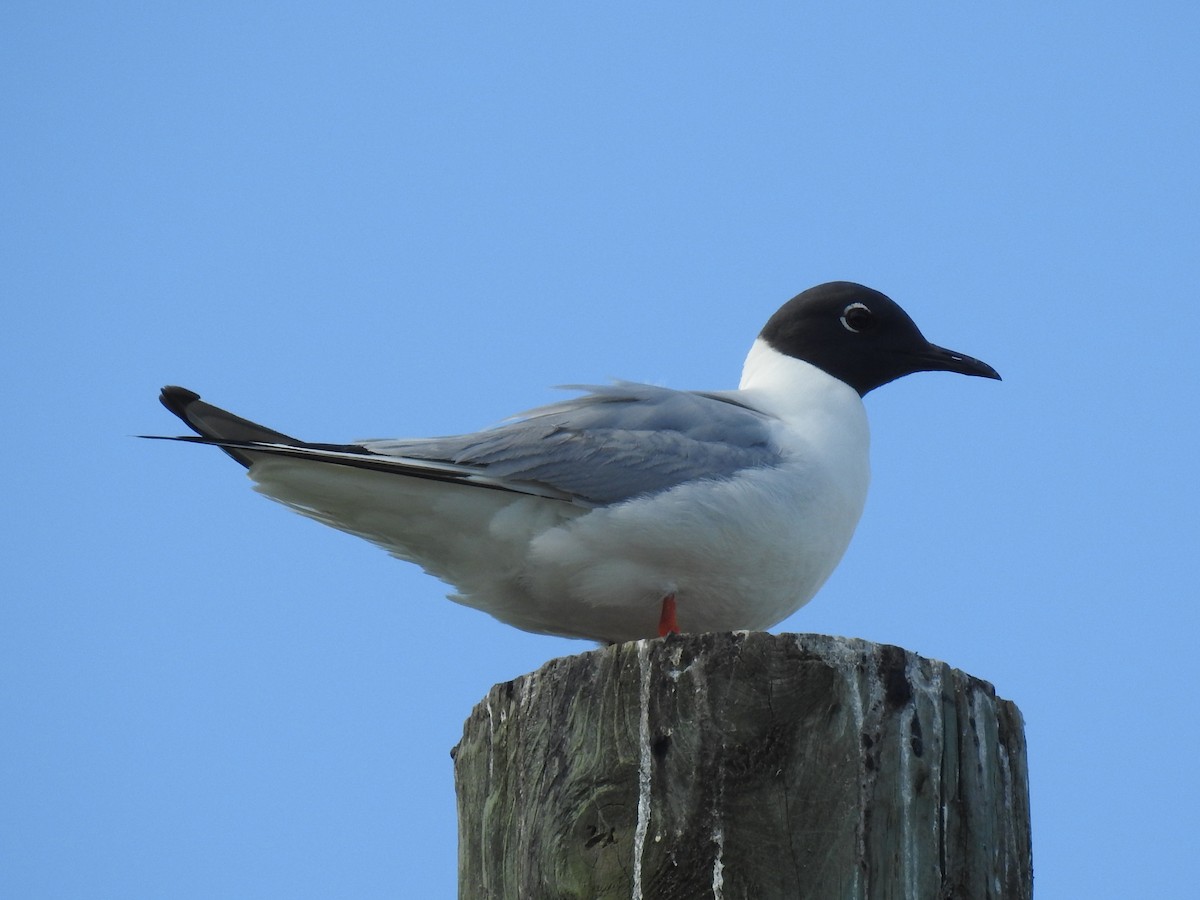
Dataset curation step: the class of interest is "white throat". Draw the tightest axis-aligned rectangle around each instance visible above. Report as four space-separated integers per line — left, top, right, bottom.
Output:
736 337 871 499
738 339 864 420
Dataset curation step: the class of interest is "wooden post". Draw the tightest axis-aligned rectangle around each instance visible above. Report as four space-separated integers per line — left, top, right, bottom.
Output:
452 632 1031 899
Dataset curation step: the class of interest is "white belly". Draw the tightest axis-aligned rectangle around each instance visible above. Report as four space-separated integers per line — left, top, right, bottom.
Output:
513 455 868 641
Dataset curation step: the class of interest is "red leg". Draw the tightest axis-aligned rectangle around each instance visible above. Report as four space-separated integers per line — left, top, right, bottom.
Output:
657 593 680 637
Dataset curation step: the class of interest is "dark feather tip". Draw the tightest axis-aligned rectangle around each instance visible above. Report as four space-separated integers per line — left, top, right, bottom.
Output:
160 386 201 419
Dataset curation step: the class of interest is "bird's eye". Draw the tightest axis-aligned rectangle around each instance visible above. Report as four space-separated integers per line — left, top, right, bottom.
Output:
840 302 874 333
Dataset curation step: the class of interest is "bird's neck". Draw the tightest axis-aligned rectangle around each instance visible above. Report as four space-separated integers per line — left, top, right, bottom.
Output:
739 339 865 422
738 337 872 502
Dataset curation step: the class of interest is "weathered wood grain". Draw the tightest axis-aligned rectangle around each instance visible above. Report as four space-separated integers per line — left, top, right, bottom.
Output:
453 632 1031 899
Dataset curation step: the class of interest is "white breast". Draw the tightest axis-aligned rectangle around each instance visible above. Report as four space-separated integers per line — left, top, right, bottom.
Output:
736 337 871 514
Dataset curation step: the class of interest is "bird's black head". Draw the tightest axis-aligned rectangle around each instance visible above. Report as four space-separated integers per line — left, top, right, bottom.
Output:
760 281 1001 396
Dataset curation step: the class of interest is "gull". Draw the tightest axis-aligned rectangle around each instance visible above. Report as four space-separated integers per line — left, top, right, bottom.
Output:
148 281 999 642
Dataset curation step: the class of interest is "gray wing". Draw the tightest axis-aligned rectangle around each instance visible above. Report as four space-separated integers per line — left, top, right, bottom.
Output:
360 381 783 505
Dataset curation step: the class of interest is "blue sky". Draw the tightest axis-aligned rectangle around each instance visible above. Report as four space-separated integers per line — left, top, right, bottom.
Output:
3 3 1197 897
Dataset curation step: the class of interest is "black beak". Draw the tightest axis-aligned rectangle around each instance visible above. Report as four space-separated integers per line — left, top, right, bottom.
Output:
917 342 1002 381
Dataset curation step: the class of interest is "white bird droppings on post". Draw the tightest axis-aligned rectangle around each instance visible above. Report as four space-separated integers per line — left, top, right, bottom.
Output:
897 658 919 900
711 819 725 899
631 640 653 900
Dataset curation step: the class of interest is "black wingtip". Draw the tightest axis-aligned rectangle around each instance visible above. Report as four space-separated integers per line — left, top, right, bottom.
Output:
152 385 302 468
160 385 201 421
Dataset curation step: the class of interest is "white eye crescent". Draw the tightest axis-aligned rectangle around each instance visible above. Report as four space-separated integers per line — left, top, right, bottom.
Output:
840 302 874 333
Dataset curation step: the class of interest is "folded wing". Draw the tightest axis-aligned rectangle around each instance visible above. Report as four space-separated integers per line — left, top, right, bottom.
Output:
152 382 783 507
358 381 782 505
